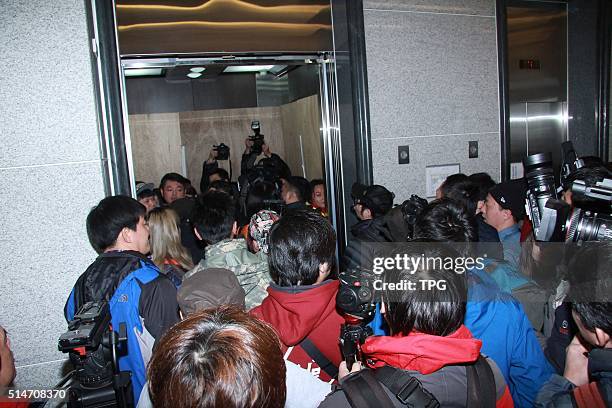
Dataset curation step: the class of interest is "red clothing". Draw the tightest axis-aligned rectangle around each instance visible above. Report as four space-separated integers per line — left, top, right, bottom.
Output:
361 326 514 408
251 279 344 383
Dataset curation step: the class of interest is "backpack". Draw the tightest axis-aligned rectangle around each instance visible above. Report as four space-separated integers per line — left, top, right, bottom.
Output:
341 356 497 408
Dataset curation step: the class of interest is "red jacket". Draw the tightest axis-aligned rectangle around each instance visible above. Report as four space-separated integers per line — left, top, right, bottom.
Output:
362 326 514 408
251 279 344 383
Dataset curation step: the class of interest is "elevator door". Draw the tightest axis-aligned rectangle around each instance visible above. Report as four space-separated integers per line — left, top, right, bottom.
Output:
506 2 568 179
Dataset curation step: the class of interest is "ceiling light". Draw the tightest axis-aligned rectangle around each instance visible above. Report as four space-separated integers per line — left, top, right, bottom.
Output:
187 72 202 79
224 65 275 73
124 68 163 77
190 67 206 73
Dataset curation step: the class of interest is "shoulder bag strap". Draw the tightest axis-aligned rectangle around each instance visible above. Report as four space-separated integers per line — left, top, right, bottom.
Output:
300 337 339 379
342 369 396 408
467 356 496 408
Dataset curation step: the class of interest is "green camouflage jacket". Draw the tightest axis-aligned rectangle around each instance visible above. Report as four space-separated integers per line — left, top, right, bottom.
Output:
185 238 270 309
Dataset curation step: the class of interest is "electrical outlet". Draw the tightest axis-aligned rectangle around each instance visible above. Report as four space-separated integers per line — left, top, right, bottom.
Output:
398 145 410 164
468 141 478 158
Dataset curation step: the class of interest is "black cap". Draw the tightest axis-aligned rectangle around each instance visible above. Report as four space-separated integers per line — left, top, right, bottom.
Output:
351 183 395 216
489 179 527 218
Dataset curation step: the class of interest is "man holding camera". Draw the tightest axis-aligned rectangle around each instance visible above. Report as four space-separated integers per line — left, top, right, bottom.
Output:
64 196 180 404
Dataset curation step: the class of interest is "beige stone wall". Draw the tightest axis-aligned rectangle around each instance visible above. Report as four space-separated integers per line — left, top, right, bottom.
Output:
128 95 323 191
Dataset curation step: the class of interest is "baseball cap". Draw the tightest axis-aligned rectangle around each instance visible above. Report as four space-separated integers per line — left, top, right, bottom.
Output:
249 210 280 254
177 268 246 316
351 183 395 216
489 179 527 218
135 181 155 198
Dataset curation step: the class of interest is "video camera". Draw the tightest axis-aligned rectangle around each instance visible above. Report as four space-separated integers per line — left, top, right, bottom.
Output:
523 141 612 242
213 143 230 161
57 301 133 408
249 120 265 155
336 268 377 370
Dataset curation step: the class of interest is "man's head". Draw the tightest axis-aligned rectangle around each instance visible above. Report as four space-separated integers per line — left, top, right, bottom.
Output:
268 210 336 286
209 168 230 184
160 173 188 204
437 178 480 216
567 242 612 348
468 172 496 214
191 191 237 245
436 173 468 199
351 183 395 220
281 176 311 205
86 196 149 254
382 245 467 337
310 179 326 209
413 198 477 243
136 181 158 213
482 179 526 231
148 306 286 408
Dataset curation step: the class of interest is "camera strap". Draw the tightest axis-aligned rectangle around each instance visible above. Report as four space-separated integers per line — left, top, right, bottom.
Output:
342 369 396 408
300 337 339 379
374 366 440 407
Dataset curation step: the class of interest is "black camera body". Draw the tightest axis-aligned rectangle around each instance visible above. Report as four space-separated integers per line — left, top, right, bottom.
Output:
249 120 265 155
213 143 230 161
337 268 377 369
523 143 612 242
58 301 133 408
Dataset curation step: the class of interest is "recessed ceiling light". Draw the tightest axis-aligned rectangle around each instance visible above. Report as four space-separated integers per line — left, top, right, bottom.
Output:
187 72 202 79
190 67 206 73
124 68 163 77
224 65 275 73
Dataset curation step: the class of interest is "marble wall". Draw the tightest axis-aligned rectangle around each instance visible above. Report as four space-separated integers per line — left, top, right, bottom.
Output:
363 0 501 202
0 1 105 387
280 95 324 180
129 112 183 186
129 95 325 191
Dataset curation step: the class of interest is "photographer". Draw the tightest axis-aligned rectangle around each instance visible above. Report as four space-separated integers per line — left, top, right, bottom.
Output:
321 245 513 407
240 137 290 186
536 243 612 407
64 196 180 404
199 148 231 194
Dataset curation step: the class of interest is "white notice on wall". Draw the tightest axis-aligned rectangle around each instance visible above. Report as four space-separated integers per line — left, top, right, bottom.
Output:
510 162 524 179
425 164 461 198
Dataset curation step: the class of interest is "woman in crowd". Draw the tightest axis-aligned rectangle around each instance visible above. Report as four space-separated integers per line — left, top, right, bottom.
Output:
147 207 194 287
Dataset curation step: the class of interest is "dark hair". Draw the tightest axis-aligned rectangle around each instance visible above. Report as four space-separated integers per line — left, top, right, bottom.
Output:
86 196 145 253
246 181 281 219
562 165 611 191
468 172 496 202
209 168 230 182
382 245 467 337
284 176 311 203
441 180 480 215
439 173 468 197
268 210 336 286
413 198 477 243
148 306 286 408
209 180 236 198
191 191 236 244
567 242 612 336
310 179 325 189
160 172 188 190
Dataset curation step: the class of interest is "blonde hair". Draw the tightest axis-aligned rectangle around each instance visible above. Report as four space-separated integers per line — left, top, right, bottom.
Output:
147 207 194 272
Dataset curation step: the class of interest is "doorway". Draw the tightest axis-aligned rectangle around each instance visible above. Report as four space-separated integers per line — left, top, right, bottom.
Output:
119 55 342 231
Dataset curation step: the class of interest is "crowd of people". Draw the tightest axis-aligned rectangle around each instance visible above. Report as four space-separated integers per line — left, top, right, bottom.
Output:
1 141 610 408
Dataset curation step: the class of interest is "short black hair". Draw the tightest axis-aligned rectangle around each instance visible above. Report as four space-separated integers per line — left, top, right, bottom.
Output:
209 168 230 182
86 196 145 253
191 191 236 245
383 244 467 337
284 176 311 203
440 180 479 215
468 172 496 202
413 198 477 254
567 242 612 336
160 172 188 190
268 210 336 286
439 173 468 197
310 179 325 189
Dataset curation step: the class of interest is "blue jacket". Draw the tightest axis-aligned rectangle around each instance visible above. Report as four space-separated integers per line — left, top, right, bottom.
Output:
65 251 180 404
467 267 554 407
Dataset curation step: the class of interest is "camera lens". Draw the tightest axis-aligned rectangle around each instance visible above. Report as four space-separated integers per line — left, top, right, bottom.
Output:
566 208 612 242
